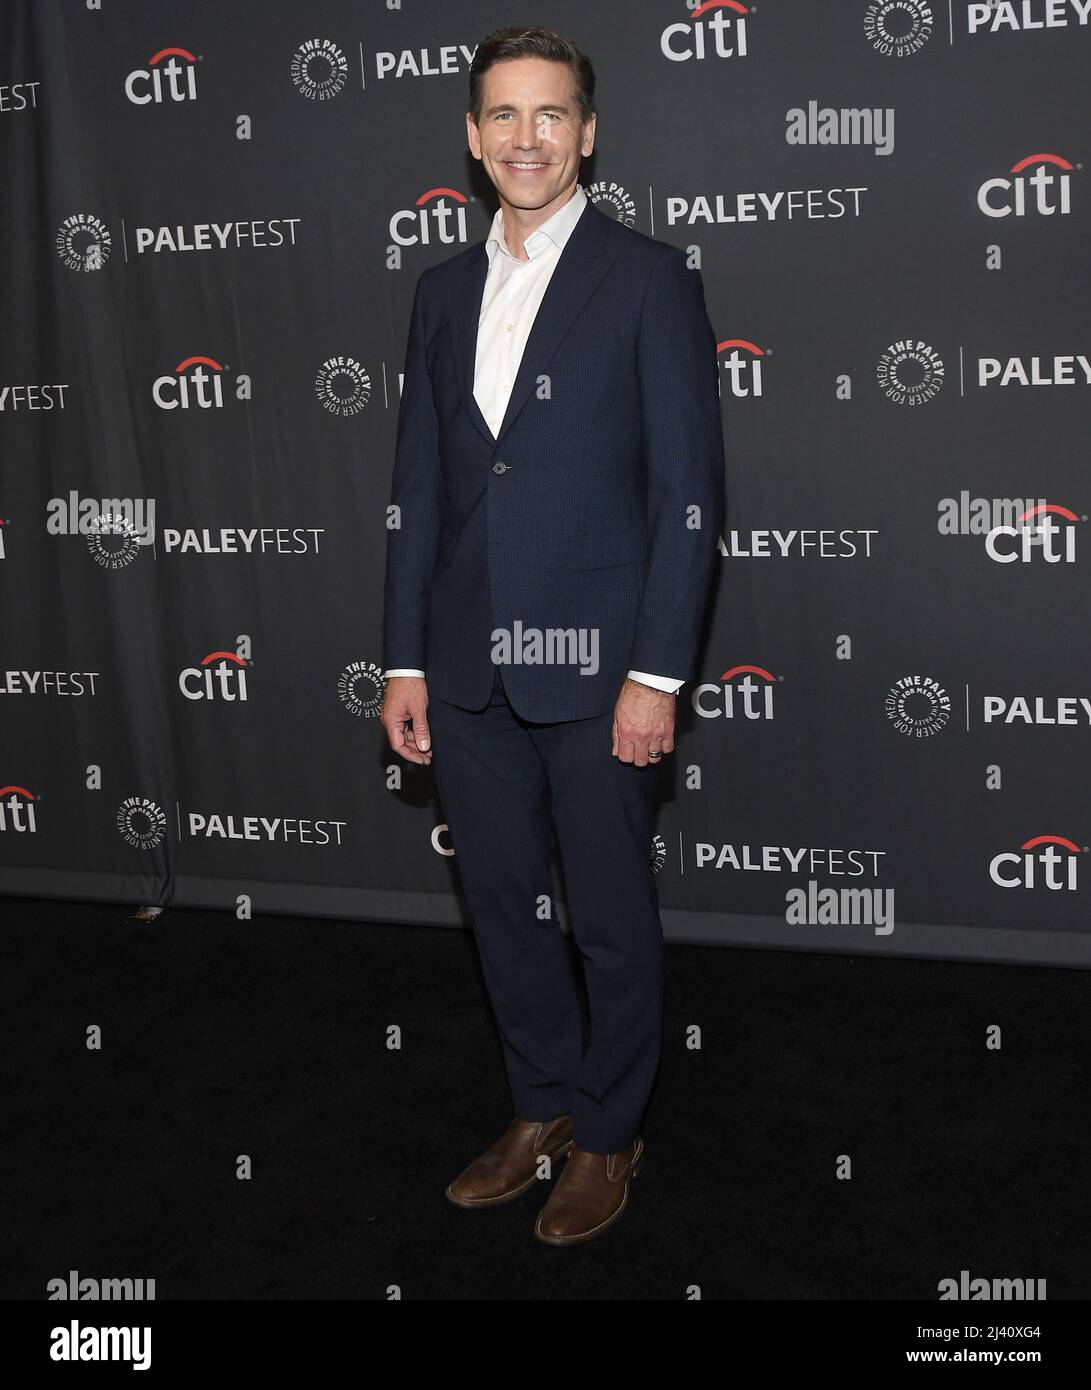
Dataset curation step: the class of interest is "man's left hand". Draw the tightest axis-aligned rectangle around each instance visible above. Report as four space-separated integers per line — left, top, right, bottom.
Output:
612 677 676 766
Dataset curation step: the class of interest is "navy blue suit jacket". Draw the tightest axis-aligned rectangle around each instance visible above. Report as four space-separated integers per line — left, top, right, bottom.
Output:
382 195 725 723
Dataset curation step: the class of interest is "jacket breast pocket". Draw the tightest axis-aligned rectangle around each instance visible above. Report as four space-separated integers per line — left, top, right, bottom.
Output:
562 528 648 570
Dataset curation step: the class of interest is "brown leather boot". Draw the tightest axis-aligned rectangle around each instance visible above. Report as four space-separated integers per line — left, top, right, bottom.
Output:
533 1138 645 1245
445 1116 575 1208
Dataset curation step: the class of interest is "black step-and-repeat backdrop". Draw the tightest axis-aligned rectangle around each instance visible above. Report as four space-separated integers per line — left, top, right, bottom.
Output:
1 1 1088 967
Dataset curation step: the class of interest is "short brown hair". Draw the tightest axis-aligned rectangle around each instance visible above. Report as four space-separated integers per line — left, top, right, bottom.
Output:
468 26 595 126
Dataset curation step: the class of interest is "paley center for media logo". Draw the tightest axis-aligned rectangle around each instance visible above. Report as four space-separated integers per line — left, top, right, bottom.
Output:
56 213 112 272
864 0 934 56
585 181 639 226
878 339 945 405
291 38 350 100
885 675 951 738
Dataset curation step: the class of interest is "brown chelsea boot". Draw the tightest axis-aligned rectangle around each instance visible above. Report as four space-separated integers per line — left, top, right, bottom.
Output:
533 1137 645 1245
445 1115 575 1208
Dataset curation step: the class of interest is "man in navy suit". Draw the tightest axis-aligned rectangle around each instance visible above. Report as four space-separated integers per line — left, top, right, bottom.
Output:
381 26 724 1246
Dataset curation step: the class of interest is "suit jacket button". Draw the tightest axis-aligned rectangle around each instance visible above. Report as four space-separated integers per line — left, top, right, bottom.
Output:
492 461 509 475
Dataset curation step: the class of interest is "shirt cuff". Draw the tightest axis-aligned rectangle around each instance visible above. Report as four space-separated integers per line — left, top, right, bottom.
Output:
627 669 684 694
384 669 426 679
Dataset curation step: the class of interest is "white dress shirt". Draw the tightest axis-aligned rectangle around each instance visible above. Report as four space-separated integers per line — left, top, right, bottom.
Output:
386 183 683 695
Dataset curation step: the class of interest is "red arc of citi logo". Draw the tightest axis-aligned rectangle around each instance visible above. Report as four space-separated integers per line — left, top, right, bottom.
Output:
694 664 779 719
125 47 198 105
0 784 37 832
153 355 226 410
989 834 1085 892
389 187 470 248
179 651 250 702
717 338 764 398
978 152 1075 219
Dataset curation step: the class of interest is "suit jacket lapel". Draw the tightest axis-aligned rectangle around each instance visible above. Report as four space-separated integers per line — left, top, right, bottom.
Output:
451 197 616 449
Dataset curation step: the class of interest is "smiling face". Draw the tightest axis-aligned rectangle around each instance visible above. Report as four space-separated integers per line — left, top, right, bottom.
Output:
467 55 595 222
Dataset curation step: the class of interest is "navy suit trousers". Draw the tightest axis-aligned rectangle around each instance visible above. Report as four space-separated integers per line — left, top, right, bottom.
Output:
427 661 664 1154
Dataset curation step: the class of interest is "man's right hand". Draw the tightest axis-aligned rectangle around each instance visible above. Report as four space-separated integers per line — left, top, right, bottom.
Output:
381 675 432 765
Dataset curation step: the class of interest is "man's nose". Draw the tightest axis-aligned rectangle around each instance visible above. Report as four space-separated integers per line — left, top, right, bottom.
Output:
512 116 547 149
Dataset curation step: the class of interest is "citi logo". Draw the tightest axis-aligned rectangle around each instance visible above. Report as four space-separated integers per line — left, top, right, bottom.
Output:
153 356 227 410
989 834 1084 892
693 664 779 719
389 187 469 249
179 650 250 702
985 503 1082 564
661 1 750 62
125 47 198 105
717 339 764 397
977 152 1074 218
0 785 37 834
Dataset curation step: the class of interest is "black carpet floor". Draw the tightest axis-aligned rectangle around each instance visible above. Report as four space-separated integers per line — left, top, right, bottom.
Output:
3 895 1088 1301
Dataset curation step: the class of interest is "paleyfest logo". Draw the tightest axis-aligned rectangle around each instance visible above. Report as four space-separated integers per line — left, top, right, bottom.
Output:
290 38 349 101
56 213 112 272
878 339 945 405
